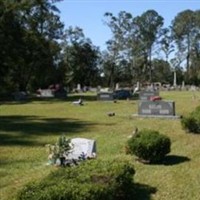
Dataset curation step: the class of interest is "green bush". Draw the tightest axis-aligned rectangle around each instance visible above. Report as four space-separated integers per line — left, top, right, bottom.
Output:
126 129 171 163
181 106 200 133
17 159 135 200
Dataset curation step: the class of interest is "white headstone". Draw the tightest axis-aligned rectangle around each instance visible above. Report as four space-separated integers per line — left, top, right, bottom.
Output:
67 138 96 160
137 81 140 89
134 82 140 93
40 89 54 97
77 84 81 91
190 85 196 91
173 71 177 87
181 81 185 90
182 81 185 87
115 83 119 90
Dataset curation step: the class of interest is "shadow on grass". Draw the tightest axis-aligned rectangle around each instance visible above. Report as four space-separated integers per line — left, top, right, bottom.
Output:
133 183 157 200
162 155 191 166
0 115 97 146
0 133 41 146
0 93 138 105
55 94 136 102
0 93 97 105
136 155 190 166
0 97 68 105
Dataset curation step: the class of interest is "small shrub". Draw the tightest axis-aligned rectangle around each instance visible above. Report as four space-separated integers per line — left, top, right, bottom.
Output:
126 129 171 163
17 159 135 200
46 135 71 166
181 106 200 133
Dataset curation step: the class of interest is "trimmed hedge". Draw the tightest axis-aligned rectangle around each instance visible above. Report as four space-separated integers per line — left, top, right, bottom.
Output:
126 129 171 163
181 106 200 133
17 159 135 200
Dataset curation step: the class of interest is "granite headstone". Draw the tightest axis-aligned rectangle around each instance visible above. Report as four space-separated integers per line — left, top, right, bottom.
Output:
97 92 114 101
138 100 175 116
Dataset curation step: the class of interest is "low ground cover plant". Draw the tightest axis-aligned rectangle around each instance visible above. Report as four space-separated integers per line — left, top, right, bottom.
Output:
17 159 135 200
126 129 171 163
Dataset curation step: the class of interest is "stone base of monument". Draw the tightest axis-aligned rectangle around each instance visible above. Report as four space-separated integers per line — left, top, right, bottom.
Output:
133 100 180 119
132 113 180 119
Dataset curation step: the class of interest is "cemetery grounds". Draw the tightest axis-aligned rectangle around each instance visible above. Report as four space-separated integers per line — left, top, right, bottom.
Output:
1 91 200 200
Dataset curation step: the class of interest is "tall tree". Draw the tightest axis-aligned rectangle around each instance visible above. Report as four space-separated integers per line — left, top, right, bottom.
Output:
0 0 24 92
61 26 100 88
159 27 175 62
104 10 164 85
0 0 64 92
172 10 200 82
134 10 164 82
104 11 133 87
151 59 172 83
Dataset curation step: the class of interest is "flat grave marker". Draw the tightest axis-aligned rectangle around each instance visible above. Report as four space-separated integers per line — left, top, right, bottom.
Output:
39 89 54 97
97 92 114 101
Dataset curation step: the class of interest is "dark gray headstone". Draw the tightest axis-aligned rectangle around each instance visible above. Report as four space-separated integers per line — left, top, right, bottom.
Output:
138 100 175 116
97 92 114 101
139 90 159 100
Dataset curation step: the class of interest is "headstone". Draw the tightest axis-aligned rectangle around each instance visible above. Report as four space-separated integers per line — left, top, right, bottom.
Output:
97 86 101 93
40 89 54 97
77 84 81 91
181 81 185 90
136 81 140 90
190 85 196 91
173 70 177 87
138 100 175 116
147 84 155 91
89 87 97 92
139 90 159 100
67 138 96 160
97 92 114 101
115 83 119 90
100 88 109 92
154 82 161 90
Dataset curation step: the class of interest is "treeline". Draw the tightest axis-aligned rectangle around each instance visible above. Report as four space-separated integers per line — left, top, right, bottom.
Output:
103 9 200 87
0 0 200 95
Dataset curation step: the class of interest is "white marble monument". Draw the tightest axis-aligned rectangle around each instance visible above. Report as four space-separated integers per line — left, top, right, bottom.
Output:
67 138 96 160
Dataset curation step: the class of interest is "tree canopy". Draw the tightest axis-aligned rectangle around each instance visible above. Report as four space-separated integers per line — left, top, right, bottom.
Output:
1 2 200 97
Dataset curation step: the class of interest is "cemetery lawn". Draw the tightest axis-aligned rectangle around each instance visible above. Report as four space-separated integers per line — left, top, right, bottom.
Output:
1 91 200 200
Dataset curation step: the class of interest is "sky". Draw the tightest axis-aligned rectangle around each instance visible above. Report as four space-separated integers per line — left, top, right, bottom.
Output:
55 0 199 51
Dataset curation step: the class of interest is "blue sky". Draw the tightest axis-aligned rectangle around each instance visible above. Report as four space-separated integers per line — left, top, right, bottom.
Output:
56 0 199 51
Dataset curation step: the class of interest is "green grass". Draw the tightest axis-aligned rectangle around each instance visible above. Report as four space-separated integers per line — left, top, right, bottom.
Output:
1 91 200 200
